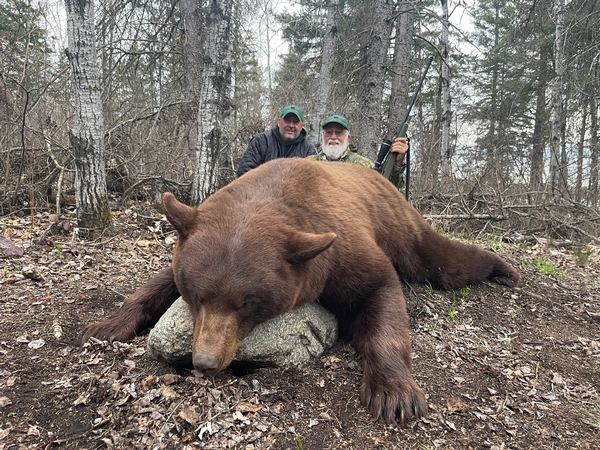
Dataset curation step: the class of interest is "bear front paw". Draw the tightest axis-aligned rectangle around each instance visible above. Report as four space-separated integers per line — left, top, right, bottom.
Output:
79 320 138 345
359 378 428 426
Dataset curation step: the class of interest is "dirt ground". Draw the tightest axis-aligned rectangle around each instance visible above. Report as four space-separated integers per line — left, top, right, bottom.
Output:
1 207 599 449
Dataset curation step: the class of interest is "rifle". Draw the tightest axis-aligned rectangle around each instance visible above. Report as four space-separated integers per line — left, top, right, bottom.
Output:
373 56 434 200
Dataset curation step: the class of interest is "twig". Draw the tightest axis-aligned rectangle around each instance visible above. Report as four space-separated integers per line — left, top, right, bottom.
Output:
43 130 64 216
558 223 600 244
423 214 506 220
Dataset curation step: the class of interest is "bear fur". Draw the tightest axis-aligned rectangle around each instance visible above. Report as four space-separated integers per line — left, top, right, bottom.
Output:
81 158 521 426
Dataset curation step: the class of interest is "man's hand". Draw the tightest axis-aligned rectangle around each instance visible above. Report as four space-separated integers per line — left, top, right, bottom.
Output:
391 137 409 166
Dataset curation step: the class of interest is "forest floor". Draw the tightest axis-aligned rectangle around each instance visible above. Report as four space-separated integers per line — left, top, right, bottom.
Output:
1 206 600 450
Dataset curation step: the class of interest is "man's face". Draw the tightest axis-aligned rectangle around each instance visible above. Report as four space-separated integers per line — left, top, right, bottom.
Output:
322 125 350 160
277 114 303 142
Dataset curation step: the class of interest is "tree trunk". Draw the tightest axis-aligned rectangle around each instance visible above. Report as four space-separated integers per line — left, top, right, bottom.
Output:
439 0 452 182
181 0 204 165
549 0 565 197
589 89 599 208
485 4 500 168
65 0 110 233
576 99 587 202
529 46 549 204
309 0 339 146
190 0 232 205
388 0 413 130
355 0 394 161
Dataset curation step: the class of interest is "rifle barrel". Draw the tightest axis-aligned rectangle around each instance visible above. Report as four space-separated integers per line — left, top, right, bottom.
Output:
394 56 434 138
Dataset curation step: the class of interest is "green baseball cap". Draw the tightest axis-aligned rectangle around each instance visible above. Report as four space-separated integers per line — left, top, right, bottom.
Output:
280 105 304 121
322 115 350 130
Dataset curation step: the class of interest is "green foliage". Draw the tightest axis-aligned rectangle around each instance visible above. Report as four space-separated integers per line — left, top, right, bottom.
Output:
463 0 548 184
232 32 265 118
425 281 434 294
448 301 458 320
51 245 64 260
294 435 304 450
498 333 512 346
534 256 565 280
277 1 326 56
0 0 48 62
460 286 472 298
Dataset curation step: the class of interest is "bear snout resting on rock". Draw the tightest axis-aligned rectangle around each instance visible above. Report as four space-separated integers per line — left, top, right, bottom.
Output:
81 158 521 426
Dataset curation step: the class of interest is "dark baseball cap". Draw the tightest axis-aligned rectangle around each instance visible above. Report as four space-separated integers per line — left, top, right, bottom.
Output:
280 105 304 121
322 115 350 130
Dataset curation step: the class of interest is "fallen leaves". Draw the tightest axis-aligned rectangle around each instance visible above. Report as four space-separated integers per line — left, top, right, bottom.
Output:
0 236 24 257
1 211 600 449
27 339 45 349
447 397 469 413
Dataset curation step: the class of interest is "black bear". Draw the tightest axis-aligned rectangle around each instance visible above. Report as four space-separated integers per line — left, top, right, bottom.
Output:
81 158 521 425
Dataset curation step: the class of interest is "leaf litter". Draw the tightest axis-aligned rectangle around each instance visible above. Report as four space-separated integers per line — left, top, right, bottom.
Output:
1 209 599 449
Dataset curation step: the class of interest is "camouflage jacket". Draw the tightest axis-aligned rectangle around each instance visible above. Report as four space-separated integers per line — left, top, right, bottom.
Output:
307 150 406 192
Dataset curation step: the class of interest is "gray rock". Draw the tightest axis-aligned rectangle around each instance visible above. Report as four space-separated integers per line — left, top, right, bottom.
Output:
147 298 338 368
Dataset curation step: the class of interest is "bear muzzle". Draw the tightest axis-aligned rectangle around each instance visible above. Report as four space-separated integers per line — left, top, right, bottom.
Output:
192 352 225 375
191 310 244 375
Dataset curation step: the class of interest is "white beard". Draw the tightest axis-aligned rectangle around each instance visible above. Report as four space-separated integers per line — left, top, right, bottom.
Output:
322 139 349 160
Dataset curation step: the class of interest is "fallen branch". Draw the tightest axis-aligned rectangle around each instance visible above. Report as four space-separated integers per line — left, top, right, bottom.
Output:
423 214 506 220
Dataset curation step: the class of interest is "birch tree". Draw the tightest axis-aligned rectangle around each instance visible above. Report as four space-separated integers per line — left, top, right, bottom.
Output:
308 0 339 145
439 0 452 182
190 0 232 205
182 0 204 165
65 0 110 232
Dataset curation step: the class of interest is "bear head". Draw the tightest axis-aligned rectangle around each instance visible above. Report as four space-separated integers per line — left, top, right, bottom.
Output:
162 192 336 375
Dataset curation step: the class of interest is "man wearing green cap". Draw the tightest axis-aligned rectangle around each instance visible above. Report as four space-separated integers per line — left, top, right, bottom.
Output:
237 105 316 177
307 115 408 189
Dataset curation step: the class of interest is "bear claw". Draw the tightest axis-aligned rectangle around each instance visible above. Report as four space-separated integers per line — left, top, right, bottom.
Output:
360 381 428 426
79 320 138 345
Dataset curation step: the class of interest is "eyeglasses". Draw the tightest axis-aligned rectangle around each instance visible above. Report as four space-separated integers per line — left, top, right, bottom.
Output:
323 129 347 137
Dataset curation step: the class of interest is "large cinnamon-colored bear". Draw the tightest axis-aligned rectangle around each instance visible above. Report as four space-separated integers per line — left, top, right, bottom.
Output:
81 158 521 425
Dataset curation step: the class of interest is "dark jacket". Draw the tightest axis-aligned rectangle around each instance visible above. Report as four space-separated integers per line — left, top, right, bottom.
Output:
237 126 316 177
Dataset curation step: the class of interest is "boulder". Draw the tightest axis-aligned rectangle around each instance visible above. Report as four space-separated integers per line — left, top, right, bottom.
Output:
147 298 338 369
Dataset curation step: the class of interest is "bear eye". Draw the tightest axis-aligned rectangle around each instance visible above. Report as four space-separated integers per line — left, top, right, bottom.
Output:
237 296 259 312
238 300 254 311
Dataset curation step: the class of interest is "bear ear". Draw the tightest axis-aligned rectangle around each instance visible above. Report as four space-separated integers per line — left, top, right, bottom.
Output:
287 231 336 264
162 192 197 240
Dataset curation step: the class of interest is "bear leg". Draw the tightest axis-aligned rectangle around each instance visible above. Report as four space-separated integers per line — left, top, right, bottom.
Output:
350 263 427 425
80 267 180 344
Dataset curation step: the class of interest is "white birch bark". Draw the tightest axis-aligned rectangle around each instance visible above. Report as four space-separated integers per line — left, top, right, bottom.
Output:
182 0 204 164
309 0 339 146
440 0 452 181
65 0 109 232
191 0 232 205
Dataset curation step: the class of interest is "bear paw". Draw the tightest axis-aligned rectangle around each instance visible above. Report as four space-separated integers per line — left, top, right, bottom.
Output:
79 319 139 345
359 378 428 426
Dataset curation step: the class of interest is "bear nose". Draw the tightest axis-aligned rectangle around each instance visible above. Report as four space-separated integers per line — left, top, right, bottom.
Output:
193 353 223 373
